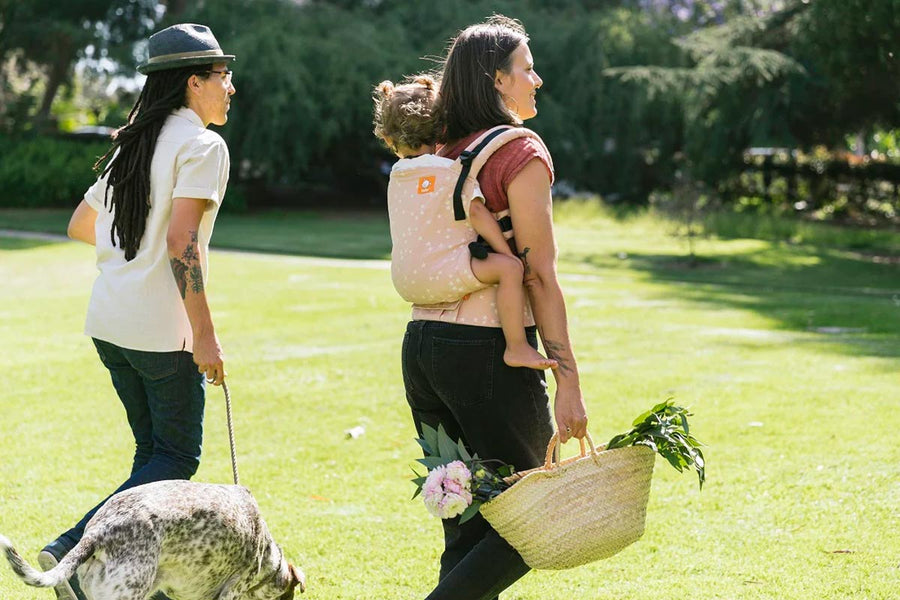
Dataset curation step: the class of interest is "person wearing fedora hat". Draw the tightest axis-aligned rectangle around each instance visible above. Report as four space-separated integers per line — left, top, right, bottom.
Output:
138 23 236 75
36 23 236 600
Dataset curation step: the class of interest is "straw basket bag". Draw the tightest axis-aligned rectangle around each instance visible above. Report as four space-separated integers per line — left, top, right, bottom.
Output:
479 431 655 570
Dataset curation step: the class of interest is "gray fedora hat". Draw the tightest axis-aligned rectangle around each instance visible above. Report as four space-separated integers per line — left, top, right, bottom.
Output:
138 23 235 75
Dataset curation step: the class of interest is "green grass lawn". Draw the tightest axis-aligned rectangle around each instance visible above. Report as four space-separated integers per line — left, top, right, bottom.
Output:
1 204 898 599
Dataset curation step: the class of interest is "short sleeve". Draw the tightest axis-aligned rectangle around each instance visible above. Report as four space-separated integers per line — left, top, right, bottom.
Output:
495 137 554 192
439 129 554 213
84 170 111 212
477 136 554 213
172 136 230 206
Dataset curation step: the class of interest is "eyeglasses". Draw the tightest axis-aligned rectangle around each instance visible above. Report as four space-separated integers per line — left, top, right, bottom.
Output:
204 69 233 84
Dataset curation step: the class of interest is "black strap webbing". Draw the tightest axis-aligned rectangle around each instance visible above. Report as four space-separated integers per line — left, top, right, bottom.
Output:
452 127 512 221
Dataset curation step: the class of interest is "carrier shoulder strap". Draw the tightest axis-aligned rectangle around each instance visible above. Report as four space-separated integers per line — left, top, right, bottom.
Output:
451 126 547 221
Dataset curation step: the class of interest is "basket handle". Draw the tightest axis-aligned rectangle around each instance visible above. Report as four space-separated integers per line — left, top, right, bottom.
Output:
543 431 599 470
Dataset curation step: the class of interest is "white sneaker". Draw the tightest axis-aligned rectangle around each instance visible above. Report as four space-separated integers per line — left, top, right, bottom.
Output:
37 549 83 600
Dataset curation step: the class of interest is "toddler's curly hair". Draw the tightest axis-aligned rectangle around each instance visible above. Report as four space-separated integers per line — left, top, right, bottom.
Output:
372 74 439 153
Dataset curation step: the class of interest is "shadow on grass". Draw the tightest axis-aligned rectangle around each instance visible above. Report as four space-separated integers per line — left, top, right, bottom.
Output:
702 211 900 253
0 236 62 251
3 208 896 363
0 208 394 260
566 245 900 361
212 210 392 260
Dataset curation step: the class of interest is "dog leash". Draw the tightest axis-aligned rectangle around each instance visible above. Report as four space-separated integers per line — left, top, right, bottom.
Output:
222 380 240 485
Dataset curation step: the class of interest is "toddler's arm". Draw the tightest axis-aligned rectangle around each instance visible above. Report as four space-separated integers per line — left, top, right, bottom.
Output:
469 199 514 257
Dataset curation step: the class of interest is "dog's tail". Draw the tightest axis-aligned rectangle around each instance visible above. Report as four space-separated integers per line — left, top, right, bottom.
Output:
0 533 94 588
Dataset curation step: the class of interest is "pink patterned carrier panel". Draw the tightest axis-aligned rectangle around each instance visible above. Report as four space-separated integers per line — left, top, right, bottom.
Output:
387 154 486 305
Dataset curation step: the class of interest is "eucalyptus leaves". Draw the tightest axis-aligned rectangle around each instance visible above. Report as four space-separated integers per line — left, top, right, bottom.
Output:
606 399 706 489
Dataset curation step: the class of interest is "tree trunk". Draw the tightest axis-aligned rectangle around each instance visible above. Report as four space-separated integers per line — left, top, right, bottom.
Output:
33 35 75 131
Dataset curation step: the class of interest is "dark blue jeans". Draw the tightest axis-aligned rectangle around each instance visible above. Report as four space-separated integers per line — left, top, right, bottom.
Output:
54 338 205 551
402 321 555 600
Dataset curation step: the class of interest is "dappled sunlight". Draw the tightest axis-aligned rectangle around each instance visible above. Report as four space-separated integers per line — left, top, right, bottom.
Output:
550 212 899 361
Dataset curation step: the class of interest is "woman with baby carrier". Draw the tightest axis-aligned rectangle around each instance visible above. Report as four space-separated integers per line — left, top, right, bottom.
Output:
395 15 589 600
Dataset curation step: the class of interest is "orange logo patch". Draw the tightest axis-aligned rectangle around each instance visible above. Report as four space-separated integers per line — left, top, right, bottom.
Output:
417 175 436 194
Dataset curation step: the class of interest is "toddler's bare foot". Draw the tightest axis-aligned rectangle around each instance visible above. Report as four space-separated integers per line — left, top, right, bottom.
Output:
504 345 557 370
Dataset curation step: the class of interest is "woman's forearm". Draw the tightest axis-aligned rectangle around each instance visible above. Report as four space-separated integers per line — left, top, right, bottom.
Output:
525 263 588 441
167 228 214 330
524 269 580 387
508 158 588 440
167 197 225 384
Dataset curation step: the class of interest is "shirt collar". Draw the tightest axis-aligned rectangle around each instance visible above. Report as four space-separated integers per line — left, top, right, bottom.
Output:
171 106 205 127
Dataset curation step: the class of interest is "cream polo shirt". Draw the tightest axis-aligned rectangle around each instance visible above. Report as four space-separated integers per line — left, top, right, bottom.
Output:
83 107 229 352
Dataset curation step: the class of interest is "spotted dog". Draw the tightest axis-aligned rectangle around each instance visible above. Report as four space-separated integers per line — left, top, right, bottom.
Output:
0 480 305 600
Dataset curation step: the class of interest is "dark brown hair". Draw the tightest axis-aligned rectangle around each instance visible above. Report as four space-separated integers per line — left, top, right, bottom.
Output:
436 15 528 143
372 74 439 154
94 65 213 261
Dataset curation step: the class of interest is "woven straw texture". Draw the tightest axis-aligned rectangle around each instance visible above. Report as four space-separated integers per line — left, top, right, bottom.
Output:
480 434 655 570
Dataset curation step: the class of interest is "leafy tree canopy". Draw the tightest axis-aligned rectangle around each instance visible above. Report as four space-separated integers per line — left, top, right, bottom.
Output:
3 0 896 203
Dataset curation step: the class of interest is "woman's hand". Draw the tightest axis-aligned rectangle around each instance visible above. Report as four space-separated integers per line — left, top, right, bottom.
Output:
555 386 588 443
193 329 225 385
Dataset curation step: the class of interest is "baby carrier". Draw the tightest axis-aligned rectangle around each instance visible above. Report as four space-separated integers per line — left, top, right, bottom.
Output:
387 126 545 305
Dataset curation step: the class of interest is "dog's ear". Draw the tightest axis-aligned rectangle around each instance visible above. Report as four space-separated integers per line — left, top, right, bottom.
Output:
277 563 306 599
289 563 306 594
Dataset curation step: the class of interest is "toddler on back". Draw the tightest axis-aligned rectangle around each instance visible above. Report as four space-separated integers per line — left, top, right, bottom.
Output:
373 75 556 371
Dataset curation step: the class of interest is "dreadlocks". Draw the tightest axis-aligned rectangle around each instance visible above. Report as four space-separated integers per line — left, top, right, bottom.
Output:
94 66 213 261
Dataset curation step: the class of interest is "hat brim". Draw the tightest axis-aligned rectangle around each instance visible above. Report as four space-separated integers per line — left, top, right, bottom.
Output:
138 54 235 75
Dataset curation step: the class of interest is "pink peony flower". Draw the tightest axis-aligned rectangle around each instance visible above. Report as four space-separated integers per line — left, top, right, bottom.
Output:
445 461 471 486
423 466 445 496
438 493 469 519
422 461 474 518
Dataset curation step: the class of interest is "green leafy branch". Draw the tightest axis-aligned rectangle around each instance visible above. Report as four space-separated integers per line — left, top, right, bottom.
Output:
607 399 706 489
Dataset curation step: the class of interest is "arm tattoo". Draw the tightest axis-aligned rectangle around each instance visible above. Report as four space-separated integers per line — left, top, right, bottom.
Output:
170 258 188 299
182 243 198 262
189 265 204 294
517 247 532 275
182 230 199 262
170 230 203 298
543 338 575 375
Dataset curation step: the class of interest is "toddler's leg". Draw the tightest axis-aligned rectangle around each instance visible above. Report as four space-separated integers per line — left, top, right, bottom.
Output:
471 255 557 370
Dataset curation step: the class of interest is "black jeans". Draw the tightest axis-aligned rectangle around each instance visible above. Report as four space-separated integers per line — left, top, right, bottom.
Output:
402 320 555 600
